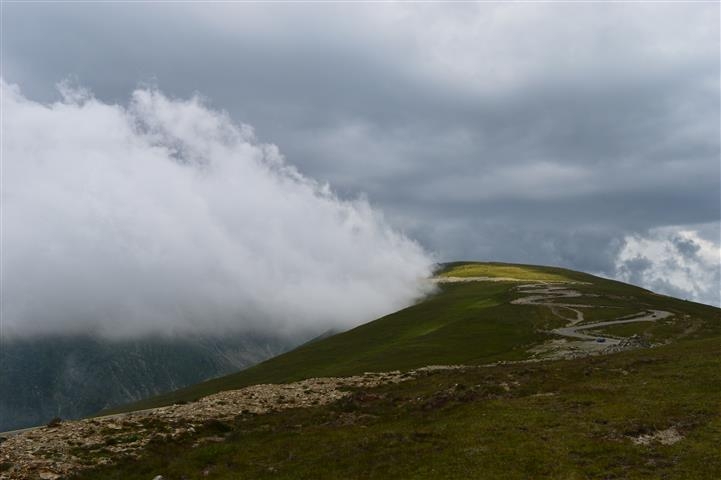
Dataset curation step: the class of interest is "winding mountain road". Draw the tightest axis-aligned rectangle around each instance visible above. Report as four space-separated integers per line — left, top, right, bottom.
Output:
553 310 672 341
511 283 672 346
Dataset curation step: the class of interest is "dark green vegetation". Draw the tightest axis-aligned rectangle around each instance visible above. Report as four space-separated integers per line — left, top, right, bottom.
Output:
107 263 718 412
74 337 720 480
82 262 719 479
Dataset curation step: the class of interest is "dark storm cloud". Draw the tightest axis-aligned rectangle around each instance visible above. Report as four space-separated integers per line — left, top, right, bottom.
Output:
671 235 702 259
617 256 654 287
3 2 719 305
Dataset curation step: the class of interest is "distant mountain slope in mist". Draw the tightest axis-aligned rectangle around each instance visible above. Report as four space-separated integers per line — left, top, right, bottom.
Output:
0 334 293 431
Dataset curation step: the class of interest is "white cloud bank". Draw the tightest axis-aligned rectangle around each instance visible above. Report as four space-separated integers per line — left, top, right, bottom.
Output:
1 81 435 338
615 226 720 306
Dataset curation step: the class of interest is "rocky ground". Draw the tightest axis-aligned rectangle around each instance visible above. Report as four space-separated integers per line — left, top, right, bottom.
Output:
0 367 464 480
0 351 661 480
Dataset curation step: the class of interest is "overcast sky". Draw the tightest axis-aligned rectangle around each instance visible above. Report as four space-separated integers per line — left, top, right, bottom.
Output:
3 2 719 308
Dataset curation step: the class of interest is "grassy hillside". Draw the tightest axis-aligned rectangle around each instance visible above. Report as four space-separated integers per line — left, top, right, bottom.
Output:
74 336 721 480
106 262 719 414
41 261 719 479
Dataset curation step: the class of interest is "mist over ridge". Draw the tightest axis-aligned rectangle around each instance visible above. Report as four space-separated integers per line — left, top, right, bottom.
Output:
1 80 435 338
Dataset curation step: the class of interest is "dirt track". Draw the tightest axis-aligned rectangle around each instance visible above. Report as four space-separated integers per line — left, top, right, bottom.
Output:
511 282 672 357
553 310 672 341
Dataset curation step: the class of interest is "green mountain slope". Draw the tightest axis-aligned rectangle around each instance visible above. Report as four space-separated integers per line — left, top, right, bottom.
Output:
107 262 720 414
74 336 721 480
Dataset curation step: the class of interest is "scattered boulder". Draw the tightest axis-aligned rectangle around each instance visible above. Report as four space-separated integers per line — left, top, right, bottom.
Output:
39 472 61 480
632 427 683 446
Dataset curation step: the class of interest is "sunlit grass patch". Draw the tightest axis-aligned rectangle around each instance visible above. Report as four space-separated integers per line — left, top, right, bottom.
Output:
437 262 574 282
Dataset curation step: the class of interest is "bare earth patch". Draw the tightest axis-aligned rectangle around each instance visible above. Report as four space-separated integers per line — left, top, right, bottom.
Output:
631 427 684 446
